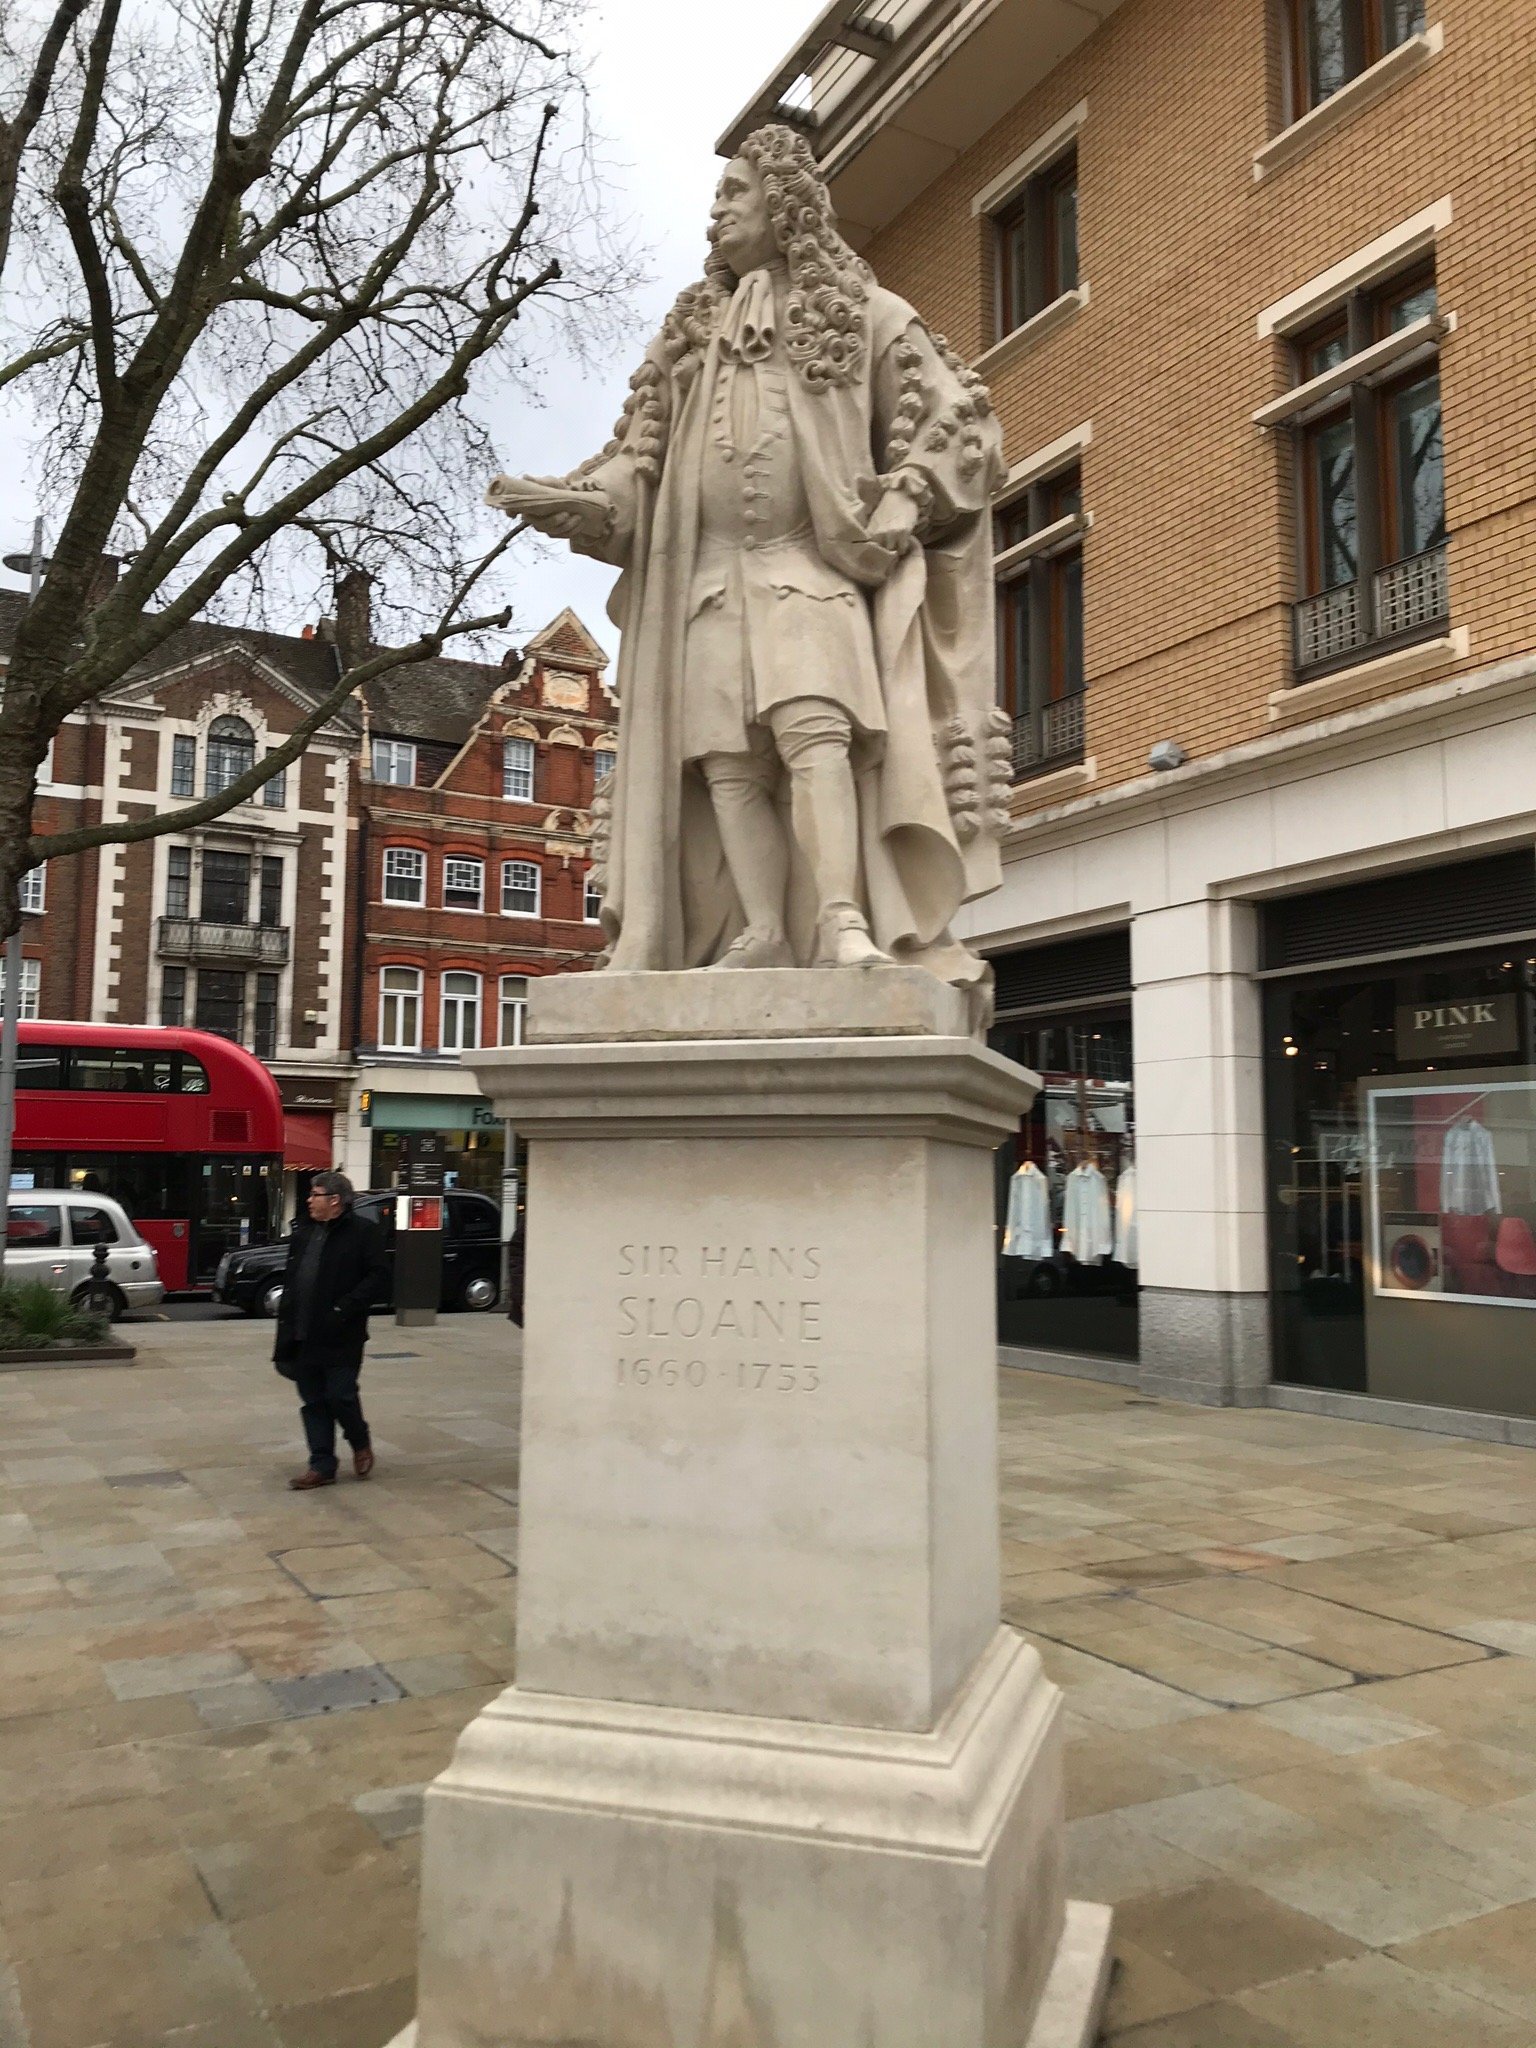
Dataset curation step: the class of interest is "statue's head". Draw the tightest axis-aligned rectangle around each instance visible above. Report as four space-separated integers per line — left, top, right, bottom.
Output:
701 124 869 391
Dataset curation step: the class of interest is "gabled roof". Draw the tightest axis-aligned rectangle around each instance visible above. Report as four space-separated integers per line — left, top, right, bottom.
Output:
361 652 502 747
525 606 607 671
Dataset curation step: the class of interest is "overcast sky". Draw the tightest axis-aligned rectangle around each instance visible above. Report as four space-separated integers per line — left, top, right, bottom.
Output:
0 0 821 660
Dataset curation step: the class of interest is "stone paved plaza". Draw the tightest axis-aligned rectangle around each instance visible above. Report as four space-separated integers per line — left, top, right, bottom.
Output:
0 1318 1534 2047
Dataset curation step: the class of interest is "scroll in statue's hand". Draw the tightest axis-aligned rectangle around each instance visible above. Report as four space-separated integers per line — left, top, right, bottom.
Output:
485 473 613 544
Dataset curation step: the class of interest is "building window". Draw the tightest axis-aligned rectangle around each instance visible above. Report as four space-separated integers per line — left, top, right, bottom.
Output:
995 465 1087 780
1288 0 1427 118
502 858 540 917
261 754 286 808
200 849 251 924
253 972 280 1059
371 737 416 786
439 970 482 1052
1290 266 1447 675
166 846 191 920
161 964 186 1027
994 148 1078 338
378 966 422 1051
382 847 426 905
195 968 245 1042
205 715 255 798
0 956 40 1020
593 746 616 787
503 735 536 801
443 857 484 912
170 733 196 798
584 870 602 923
499 974 528 1047
257 856 284 929
18 867 44 915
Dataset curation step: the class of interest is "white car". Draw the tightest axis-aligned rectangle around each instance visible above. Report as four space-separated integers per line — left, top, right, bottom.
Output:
3 1190 164 1319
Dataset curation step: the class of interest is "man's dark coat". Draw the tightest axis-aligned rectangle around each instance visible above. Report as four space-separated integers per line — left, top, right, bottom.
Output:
273 1208 390 1379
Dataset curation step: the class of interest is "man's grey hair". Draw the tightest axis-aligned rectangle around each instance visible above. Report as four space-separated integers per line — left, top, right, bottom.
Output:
311 1170 354 1206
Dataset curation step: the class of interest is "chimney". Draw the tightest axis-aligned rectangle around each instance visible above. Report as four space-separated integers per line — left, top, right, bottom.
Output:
334 569 374 671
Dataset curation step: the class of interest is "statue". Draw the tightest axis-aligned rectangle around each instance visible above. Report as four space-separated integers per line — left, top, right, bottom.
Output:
489 125 1012 993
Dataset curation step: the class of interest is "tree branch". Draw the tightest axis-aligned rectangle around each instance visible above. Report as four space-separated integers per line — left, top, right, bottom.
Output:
0 0 93 283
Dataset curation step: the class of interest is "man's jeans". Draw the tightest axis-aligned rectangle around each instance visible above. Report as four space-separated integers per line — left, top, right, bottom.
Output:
295 1363 371 1477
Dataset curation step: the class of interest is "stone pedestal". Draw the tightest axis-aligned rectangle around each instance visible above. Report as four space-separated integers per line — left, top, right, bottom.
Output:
398 970 1111 2048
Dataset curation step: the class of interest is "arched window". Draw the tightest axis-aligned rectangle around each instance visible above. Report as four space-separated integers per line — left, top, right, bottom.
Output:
205 715 255 797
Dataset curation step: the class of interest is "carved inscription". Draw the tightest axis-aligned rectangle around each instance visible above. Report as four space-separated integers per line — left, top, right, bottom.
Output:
614 1243 823 1393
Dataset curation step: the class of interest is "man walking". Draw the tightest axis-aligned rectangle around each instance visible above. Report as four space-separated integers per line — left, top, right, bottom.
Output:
274 1172 390 1490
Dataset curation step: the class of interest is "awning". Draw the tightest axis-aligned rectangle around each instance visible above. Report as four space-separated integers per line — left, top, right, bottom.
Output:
283 1111 334 1171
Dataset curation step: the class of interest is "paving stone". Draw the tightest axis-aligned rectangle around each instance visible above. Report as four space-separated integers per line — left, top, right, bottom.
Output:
353 1782 428 1842
268 1665 406 1717
104 1647 251 1700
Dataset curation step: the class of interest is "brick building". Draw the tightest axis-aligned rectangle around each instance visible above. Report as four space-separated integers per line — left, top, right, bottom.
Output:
4 581 358 1256
728 0 1536 1425
340 607 615 1215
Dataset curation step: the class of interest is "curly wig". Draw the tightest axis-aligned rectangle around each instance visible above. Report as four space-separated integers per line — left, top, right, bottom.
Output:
665 124 872 393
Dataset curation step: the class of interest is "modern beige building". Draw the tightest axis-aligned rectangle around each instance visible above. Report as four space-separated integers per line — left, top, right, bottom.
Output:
725 0 1536 1429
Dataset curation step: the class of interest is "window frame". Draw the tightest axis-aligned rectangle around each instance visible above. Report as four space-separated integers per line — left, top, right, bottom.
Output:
205 715 256 799
257 855 284 930
253 971 280 1060
994 464 1088 783
501 858 541 919
18 866 44 915
371 737 417 787
0 956 40 1021
442 855 485 913
583 870 603 924
161 964 187 1028
1287 0 1428 121
194 966 245 1043
502 734 536 802
498 973 528 1047
199 848 252 926
165 845 192 921
260 753 287 809
592 746 616 787
993 145 1079 341
439 969 483 1054
378 965 423 1052
170 732 197 798
382 846 427 906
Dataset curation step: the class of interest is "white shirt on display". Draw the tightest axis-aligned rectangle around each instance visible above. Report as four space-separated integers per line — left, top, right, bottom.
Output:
1440 1118 1501 1216
1061 1162 1114 1262
1003 1162 1053 1260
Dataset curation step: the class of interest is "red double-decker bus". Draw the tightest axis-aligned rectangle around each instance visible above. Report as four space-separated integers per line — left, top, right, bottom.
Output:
10 1022 283 1290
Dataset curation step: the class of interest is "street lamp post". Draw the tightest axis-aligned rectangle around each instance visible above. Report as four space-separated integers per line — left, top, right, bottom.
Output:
0 518 47 1287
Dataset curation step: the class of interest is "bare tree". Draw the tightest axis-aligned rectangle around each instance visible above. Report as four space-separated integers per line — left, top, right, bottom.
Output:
0 0 628 927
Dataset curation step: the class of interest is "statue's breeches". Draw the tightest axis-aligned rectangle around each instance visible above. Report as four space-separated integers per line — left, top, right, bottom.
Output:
681 535 886 763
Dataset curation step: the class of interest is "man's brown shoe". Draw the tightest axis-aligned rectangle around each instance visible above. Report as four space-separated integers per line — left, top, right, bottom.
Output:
353 1446 375 1480
289 1468 336 1490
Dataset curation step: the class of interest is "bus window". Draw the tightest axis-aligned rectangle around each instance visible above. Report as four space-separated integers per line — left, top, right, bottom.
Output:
71 1049 176 1092
177 1056 210 1094
16 1046 65 1089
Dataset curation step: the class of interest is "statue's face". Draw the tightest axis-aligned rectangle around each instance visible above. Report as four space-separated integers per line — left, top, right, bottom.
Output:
710 157 778 276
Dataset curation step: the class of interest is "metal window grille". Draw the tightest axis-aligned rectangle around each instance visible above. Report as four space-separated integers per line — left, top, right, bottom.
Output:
1294 581 1365 669
1374 542 1449 640
1012 693 1085 777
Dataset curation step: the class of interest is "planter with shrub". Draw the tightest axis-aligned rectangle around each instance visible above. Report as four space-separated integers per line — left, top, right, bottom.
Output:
0 1281 134 1367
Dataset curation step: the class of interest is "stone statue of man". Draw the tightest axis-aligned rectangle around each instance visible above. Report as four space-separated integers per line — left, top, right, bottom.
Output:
489 124 1012 993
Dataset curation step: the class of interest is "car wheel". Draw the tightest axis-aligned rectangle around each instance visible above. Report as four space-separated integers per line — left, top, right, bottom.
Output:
72 1282 126 1323
260 1280 285 1319
458 1273 500 1312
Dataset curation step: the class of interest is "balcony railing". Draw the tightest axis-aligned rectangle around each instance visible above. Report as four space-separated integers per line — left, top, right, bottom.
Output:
157 917 290 965
1293 543 1450 675
1013 692 1086 780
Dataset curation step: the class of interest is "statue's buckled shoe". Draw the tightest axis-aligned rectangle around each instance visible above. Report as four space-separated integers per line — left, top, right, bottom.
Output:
711 927 794 970
817 907 891 970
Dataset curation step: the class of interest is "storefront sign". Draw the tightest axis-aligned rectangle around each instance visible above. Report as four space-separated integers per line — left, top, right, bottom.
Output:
369 1094 501 1132
1394 996 1519 1061
277 1077 346 1110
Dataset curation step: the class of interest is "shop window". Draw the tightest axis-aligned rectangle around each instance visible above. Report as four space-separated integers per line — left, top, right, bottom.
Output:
165 845 191 920
444 857 484 912
195 968 245 1043
379 966 422 1051
499 974 528 1046
1287 0 1427 118
1288 263 1447 676
503 736 536 801
502 859 541 918
994 148 1078 339
161 964 187 1027
19 866 44 914
205 715 255 798
996 465 1086 780
988 1004 1138 1362
170 733 196 797
253 972 280 1060
383 847 426 905
440 970 482 1052
0 956 40 1020
371 737 417 786
200 849 251 924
